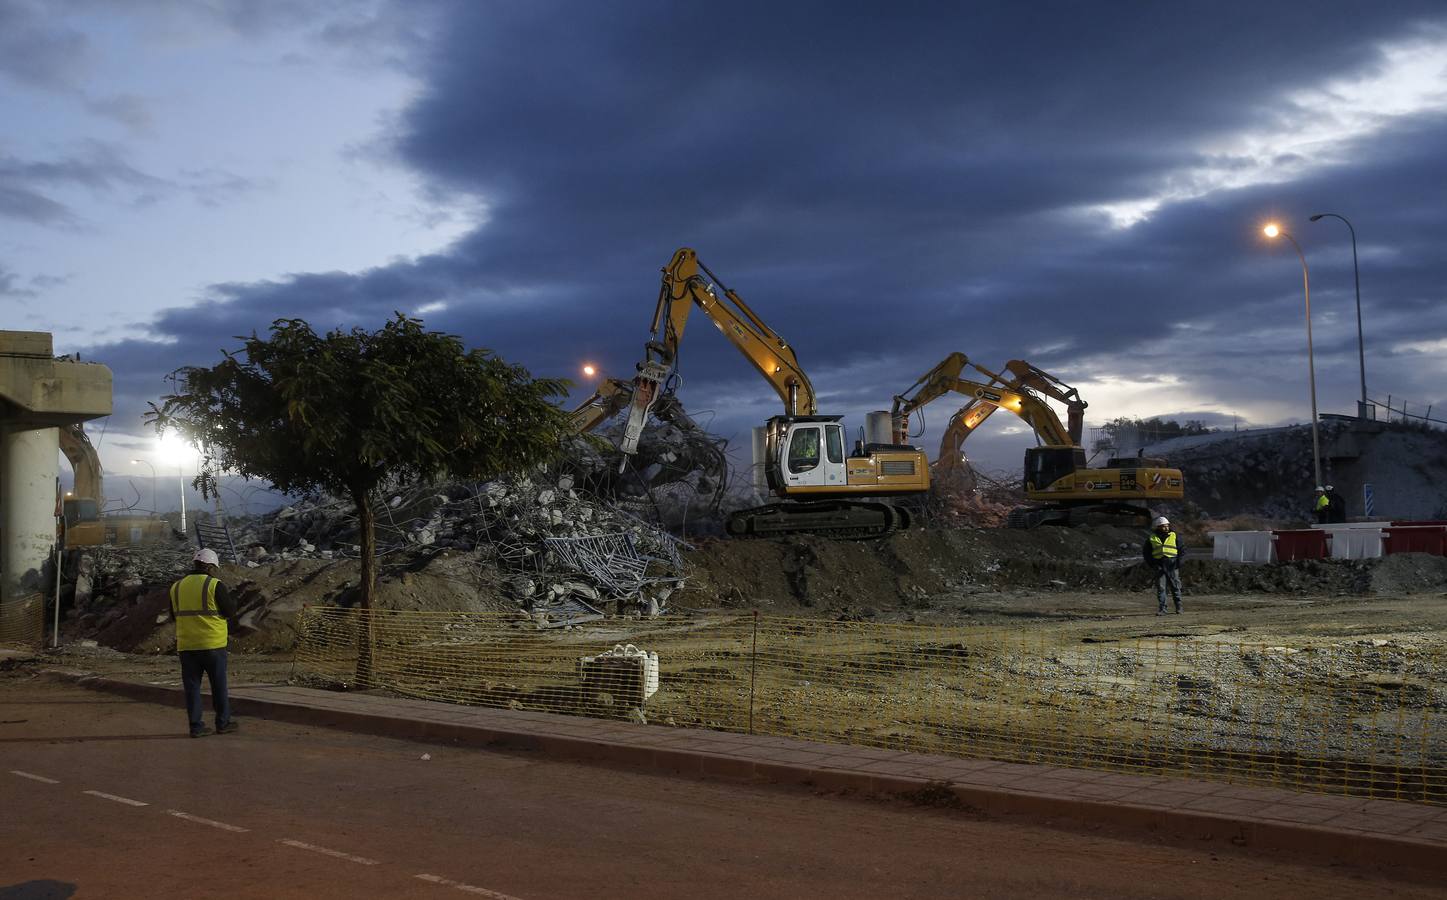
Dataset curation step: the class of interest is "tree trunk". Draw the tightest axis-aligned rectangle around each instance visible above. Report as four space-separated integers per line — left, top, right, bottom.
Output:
353 488 377 689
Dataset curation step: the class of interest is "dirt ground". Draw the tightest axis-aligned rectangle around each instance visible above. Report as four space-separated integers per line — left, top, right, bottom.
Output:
47 524 1447 668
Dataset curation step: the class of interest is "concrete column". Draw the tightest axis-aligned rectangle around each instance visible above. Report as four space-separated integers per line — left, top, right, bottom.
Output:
1 426 58 605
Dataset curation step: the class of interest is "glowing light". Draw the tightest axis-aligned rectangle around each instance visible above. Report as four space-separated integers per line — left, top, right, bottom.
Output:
1263 223 1280 238
156 432 196 467
582 365 596 377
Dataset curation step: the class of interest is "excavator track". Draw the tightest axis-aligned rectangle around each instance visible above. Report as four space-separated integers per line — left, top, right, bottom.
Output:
726 500 910 540
1007 501 1152 529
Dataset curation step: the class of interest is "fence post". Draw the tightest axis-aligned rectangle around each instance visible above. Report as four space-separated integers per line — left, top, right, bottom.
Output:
289 604 307 682
748 610 759 735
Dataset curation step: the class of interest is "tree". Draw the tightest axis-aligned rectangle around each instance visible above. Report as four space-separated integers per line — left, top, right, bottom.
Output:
150 314 571 683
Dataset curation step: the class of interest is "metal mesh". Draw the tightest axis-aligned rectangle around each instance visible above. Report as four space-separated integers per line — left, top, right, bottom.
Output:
0 592 46 648
294 607 1447 805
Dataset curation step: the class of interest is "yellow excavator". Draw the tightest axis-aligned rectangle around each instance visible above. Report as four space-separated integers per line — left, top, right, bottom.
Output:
59 424 172 547
930 357 1087 475
891 353 1184 528
616 248 930 538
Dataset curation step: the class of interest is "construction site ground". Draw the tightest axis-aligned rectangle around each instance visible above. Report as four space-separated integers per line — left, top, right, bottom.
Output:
70 520 1447 656
61 524 1447 665
28 532 1447 703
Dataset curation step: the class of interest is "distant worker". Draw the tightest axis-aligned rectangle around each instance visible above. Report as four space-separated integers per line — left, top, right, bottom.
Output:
1325 485 1348 523
1313 486 1330 524
1142 516 1183 615
169 548 237 738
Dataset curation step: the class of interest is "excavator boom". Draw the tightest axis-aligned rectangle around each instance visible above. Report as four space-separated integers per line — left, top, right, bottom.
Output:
649 248 816 417
891 353 1072 448
892 353 1184 526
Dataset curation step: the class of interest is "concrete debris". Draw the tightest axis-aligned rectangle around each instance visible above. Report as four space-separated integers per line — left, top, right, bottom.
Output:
557 418 730 533
217 473 691 620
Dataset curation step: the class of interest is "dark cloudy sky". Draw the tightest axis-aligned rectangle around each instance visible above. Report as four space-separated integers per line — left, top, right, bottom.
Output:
5 0 1446 497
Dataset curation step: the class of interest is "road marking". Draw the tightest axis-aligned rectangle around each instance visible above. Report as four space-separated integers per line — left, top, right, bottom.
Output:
83 790 148 807
414 874 524 899
167 810 248 832
10 770 60 784
278 839 379 866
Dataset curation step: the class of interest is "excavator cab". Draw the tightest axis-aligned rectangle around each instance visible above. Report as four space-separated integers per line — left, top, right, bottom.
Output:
1023 446 1088 493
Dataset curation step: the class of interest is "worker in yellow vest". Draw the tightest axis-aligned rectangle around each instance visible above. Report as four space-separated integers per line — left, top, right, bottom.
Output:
1314 486 1330 524
1141 516 1183 615
170 548 237 737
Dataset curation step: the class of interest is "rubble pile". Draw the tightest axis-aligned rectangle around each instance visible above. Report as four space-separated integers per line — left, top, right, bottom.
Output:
62 545 193 635
558 426 730 535
924 465 1024 528
226 473 690 622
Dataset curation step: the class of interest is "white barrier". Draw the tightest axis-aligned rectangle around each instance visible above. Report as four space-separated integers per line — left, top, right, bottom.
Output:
1208 531 1276 564
1327 528 1385 560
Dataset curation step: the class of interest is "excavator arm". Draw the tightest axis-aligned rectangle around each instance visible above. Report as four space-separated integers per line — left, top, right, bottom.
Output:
936 400 996 471
647 247 816 416
619 247 817 455
58 423 103 511
568 377 635 433
891 353 1075 456
1003 360 1087 445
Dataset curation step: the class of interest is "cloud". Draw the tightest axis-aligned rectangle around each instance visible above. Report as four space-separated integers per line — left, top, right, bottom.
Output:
0 0 90 91
84 93 155 133
0 263 35 298
72 2 1447 471
0 144 267 225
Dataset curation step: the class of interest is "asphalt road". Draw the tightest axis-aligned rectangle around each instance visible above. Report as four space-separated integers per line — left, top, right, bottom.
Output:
1 678 1442 900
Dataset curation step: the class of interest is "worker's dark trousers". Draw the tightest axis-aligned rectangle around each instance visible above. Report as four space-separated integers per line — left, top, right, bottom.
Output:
179 647 231 733
1155 565 1183 613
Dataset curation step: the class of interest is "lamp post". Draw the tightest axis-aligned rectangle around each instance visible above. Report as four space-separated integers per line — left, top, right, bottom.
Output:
177 465 187 534
1309 212 1368 419
1264 223 1323 488
129 459 156 514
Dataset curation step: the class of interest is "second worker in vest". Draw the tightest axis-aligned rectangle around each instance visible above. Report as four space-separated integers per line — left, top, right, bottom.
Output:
170 548 238 737
1142 516 1184 615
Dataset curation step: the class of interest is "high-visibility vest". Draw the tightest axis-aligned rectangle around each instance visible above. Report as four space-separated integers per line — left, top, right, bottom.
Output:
1316 494 1330 511
171 574 227 651
1149 532 1179 560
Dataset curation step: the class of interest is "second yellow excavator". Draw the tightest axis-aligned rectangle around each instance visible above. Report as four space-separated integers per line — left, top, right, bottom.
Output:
59 423 172 547
891 353 1184 527
615 248 930 538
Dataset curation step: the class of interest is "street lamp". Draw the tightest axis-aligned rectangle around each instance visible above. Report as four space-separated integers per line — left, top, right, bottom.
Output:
1309 212 1368 419
157 433 191 534
129 459 157 514
1263 223 1324 488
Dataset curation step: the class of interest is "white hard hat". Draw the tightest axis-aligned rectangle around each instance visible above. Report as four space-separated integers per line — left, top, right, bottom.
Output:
193 548 220 566
1325 485 1335 491
1315 485 1325 491
1152 516 1170 527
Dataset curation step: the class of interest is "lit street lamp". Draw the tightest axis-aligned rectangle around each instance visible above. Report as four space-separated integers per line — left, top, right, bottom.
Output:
1309 212 1368 419
1263 223 1323 488
129 459 157 514
157 433 191 534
